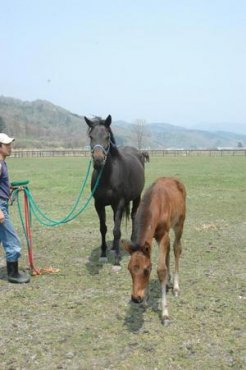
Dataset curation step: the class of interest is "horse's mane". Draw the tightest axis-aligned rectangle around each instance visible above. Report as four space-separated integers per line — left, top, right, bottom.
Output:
108 127 117 146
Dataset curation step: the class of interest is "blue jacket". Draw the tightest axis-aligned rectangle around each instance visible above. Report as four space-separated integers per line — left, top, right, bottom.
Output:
0 160 10 200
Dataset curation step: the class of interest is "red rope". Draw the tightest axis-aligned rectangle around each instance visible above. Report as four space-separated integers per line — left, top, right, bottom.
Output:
23 192 41 275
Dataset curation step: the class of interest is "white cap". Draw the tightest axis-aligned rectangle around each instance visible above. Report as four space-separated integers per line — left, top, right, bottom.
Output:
0 133 15 144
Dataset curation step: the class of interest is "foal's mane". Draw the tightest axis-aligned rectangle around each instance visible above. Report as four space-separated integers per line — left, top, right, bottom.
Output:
134 184 155 243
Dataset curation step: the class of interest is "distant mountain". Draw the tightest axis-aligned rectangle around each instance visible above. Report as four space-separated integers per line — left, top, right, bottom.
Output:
113 121 246 149
191 122 246 135
0 96 245 149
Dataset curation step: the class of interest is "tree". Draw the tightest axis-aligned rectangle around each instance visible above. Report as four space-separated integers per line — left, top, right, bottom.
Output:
0 116 6 132
133 119 147 150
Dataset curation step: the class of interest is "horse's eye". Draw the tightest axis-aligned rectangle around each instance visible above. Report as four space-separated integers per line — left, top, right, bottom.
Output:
143 268 150 277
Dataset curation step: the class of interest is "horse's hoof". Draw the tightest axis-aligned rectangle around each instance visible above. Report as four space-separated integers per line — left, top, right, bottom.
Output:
99 257 108 263
112 265 121 273
162 316 170 326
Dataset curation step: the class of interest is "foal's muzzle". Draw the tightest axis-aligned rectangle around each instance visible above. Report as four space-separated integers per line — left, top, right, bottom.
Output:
131 295 144 304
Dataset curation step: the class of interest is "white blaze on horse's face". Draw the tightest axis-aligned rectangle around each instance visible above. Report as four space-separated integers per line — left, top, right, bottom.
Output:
89 125 110 169
84 115 112 169
128 251 152 304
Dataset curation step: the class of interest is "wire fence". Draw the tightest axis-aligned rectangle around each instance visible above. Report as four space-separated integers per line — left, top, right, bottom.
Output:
10 148 246 158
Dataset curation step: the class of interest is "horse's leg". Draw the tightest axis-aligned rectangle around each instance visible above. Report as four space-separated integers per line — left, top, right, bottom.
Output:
95 201 108 261
173 220 184 297
112 201 125 267
166 237 172 291
157 232 170 325
110 205 117 251
130 196 141 241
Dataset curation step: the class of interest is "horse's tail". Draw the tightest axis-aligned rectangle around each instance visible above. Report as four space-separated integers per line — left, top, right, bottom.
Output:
141 150 150 163
123 203 130 221
123 203 130 233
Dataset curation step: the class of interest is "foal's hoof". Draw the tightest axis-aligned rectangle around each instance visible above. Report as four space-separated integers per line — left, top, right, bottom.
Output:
99 257 108 263
161 316 171 326
173 289 180 298
112 265 121 273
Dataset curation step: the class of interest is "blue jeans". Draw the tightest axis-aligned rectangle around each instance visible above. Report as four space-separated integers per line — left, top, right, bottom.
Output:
0 199 21 262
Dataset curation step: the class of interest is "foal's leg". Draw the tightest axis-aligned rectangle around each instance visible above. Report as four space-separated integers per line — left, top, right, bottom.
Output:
130 196 141 242
157 232 170 325
95 201 108 261
166 237 172 291
173 221 184 297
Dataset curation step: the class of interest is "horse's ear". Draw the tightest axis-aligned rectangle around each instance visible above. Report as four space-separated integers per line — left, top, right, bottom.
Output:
84 116 93 128
105 115 112 128
121 239 135 255
141 242 151 257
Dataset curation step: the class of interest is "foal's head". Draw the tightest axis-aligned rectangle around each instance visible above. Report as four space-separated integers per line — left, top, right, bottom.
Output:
84 115 112 169
122 240 152 304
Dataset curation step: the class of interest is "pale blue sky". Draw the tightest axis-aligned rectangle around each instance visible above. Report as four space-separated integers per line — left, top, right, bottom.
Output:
1 0 245 132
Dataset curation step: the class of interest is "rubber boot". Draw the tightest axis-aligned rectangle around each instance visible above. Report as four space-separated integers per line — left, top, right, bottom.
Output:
7 261 30 284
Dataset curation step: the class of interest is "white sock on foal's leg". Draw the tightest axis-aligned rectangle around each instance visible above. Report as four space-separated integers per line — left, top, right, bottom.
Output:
173 272 180 297
161 284 170 325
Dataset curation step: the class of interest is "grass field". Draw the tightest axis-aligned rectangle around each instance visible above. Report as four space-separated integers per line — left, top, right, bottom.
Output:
0 155 245 370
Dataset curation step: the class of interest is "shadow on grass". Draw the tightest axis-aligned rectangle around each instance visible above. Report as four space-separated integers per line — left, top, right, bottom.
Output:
86 240 128 275
124 279 161 332
0 266 8 281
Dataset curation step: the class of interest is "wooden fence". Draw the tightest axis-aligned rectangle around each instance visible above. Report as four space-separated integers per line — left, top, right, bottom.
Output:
10 149 246 158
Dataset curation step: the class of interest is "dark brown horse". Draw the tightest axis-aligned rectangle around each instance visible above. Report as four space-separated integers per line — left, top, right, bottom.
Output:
84 115 145 268
122 177 186 324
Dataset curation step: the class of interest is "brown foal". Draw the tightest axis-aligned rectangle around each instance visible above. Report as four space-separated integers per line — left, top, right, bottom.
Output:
122 177 186 325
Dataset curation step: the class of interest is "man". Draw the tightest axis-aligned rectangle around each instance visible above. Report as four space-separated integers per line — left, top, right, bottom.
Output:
0 133 30 283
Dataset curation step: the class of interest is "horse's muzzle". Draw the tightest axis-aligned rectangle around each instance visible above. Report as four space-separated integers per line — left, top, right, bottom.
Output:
93 156 106 169
131 295 144 304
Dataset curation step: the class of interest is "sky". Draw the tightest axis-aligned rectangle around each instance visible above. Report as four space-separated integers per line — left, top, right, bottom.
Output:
1 0 245 133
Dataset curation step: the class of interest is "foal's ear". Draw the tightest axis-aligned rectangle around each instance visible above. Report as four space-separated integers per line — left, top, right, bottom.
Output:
141 242 151 257
121 239 135 255
84 116 93 128
105 115 112 127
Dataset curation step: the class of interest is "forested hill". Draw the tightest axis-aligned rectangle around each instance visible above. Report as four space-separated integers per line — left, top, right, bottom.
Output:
0 96 245 149
0 96 87 148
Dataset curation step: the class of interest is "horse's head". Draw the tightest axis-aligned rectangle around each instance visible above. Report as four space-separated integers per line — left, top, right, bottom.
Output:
121 239 152 304
84 115 112 169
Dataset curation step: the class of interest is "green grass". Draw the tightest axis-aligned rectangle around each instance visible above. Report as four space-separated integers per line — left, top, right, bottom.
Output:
0 156 245 369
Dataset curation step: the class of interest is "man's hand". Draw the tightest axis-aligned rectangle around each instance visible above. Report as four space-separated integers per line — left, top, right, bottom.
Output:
0 209 5 223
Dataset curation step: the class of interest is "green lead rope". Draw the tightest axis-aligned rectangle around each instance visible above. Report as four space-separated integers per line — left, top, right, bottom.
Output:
22 158 92 226
12 159 103 227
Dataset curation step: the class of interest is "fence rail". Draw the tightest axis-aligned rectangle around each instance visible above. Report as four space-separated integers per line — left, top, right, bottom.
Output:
10 149 246 158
